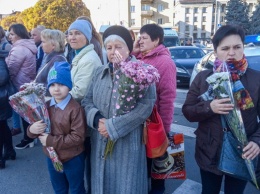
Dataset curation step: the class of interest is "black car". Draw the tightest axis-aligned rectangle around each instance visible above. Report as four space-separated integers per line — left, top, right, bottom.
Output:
168 46 206 86
190 46 260 86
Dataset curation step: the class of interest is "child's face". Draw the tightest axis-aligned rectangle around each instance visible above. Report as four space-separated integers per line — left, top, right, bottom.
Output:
49 83 70 103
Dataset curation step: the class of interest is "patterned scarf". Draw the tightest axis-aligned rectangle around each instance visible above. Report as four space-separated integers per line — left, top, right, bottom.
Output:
213 55 254 110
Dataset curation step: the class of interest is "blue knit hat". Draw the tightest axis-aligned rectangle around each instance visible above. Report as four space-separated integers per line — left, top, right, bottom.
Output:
68 20 92 42
47 61 72 90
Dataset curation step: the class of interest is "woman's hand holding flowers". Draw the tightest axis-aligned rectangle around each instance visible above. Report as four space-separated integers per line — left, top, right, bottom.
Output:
242 141 260 160
98 118 109 138
29 120 47 134
39 133 48 146
210 98 234 114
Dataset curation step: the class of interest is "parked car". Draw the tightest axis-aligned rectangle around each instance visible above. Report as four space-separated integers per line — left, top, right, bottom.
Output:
190 46 260 86
168 46 206 86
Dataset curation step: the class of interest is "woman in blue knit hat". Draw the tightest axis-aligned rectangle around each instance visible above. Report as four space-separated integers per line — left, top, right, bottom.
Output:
67 19 102 103
28 61 87 194
68 19 103 193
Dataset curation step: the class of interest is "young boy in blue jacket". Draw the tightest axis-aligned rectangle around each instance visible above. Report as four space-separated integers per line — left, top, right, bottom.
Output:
28 61 87 194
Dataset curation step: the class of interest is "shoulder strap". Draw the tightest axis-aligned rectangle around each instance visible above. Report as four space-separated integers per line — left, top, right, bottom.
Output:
2 42 8 50
220 116 228 130
34 55 67 82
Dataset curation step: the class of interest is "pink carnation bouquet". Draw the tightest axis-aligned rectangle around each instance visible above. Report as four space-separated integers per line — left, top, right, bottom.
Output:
105 51 160 157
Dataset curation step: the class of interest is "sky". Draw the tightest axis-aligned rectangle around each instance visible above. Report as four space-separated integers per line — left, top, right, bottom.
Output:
0 0 39 14
0 0 91 14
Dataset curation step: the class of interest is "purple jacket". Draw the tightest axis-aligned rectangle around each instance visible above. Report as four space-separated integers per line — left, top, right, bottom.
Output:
133 44 177 132
6 39 37 90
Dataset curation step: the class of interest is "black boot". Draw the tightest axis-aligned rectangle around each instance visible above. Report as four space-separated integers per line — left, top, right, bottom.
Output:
4 149 16 160
0 159 6 169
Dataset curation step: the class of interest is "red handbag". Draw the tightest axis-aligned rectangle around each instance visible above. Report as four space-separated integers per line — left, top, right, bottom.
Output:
143 106 169 158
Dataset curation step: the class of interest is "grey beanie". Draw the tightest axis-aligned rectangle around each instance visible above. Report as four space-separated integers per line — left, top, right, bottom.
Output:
68 20 92 42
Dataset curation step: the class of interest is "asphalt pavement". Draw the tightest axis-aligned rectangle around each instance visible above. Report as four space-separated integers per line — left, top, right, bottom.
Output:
0 132 53 194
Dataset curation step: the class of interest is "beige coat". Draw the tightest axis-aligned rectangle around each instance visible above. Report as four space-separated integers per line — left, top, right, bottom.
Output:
70 44 102 102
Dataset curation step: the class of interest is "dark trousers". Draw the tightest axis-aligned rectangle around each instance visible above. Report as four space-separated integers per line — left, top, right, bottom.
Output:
84 137 91 194
147 157 165 194
0 120 13 158
200 169 247 194
47 152 86 194
21 118 33 142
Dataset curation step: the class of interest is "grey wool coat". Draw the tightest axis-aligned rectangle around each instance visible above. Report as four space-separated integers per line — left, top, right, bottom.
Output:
82 56 156 194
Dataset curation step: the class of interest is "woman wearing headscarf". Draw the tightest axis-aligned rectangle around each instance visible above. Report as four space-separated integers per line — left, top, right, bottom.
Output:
82 25 156 194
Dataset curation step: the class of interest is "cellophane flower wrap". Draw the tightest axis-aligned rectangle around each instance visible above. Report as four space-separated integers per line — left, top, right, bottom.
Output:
9 82 63 173
200 61 258 189
105 57 160 158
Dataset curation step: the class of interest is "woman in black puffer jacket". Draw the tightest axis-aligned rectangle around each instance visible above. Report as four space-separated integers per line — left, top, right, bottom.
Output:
0 35 16 169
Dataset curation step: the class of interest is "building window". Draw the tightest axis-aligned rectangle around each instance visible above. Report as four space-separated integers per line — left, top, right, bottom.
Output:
202 25 206 30
221 4 226 13
193 33 197 39
142 4 150 11
158 4 164 12
194 25 197 31
185 25 189 31
185 17 189 22
131 19 135 26
202 7 206 13
185 8 190 14
142 18 150 25
202 16 206 22
194 17 197 22
158 18 163 24
130 6 135 13
201 33 206 38
212 17 215 22
194 7 198 13
221 16 224 22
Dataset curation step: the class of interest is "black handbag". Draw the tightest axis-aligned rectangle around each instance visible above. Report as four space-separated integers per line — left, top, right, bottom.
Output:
218 116 256 181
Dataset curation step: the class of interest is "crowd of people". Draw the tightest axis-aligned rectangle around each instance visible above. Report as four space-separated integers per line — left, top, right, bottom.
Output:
0 16 259 194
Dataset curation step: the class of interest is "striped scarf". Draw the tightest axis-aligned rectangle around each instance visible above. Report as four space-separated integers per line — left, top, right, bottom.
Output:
213 55 254 110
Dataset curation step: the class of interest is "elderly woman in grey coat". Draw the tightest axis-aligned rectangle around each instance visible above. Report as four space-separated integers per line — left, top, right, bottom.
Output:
82 25 156 194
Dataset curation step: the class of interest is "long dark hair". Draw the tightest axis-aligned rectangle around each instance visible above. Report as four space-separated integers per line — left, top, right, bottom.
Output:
9 24 30 39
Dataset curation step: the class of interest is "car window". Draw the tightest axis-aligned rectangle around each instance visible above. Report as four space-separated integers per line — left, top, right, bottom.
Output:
247 56 260 71
170 49 205 59
205 53 215 69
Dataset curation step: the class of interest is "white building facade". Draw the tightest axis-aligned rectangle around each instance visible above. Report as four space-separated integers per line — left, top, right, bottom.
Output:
85 0 259 39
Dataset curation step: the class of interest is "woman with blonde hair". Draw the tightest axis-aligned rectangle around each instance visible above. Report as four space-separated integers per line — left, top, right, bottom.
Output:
35 29 67 94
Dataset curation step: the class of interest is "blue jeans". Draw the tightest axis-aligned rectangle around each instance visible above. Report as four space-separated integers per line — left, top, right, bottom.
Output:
12 111 20 129
200 169 247 194
47 152 85 194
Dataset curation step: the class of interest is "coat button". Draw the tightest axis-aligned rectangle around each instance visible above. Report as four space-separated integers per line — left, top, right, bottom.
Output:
101 155 104 159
